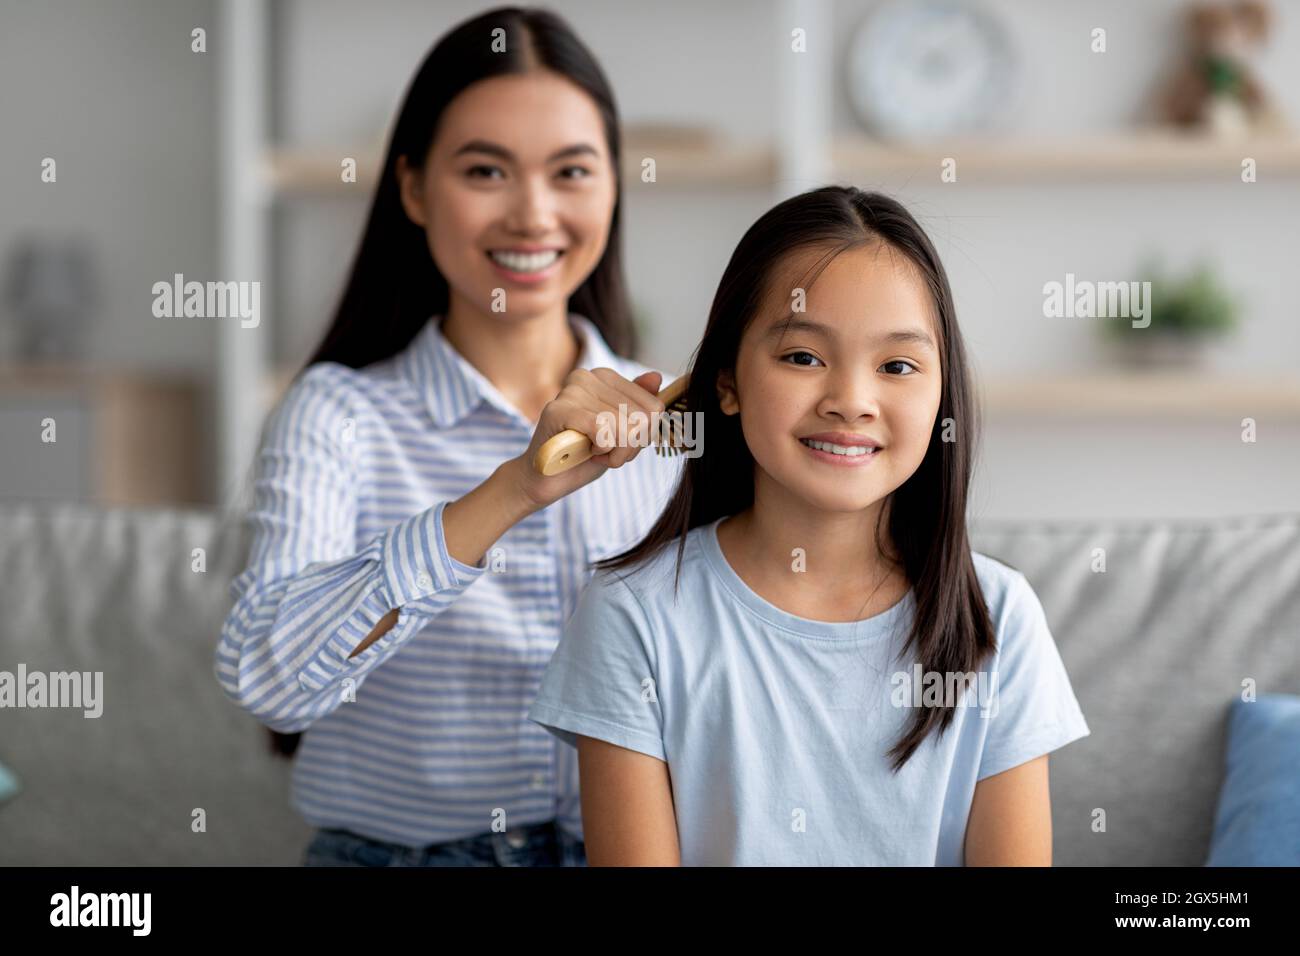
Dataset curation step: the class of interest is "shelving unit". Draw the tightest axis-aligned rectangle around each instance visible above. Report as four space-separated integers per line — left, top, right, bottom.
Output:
259 122 1300 425
217 0 271 508
216 0 1300 506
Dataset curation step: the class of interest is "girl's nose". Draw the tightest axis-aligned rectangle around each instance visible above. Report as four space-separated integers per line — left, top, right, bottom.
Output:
818 368 882 421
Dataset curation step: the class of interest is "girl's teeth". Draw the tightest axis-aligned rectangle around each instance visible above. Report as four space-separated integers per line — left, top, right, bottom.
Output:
801 438 874 457
489 250 560 273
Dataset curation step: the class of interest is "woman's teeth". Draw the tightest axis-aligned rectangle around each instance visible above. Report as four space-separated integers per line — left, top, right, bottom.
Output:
489 249 561 273
800 438 875 457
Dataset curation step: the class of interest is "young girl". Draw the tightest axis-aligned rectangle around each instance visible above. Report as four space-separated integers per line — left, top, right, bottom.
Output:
528 186 1091 866
216 6 682 867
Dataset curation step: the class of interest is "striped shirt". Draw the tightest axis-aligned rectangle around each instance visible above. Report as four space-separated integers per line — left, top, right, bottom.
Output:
215 312 683 846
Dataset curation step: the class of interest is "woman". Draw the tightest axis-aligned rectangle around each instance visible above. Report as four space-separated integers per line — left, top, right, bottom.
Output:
215 6 683 867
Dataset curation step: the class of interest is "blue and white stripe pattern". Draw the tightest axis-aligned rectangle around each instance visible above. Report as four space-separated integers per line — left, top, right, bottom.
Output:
215 313 683 846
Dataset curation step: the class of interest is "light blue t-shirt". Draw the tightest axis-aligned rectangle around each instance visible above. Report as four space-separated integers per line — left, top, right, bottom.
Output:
527 516 1090 866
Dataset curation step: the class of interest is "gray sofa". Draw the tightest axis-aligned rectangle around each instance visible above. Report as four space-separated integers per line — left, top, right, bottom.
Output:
1 502 1296 865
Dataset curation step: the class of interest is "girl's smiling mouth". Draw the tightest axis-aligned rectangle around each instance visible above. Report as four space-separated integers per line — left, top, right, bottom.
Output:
798 436 882 466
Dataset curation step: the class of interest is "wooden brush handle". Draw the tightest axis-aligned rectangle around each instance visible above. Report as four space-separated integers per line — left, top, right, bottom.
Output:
533 374 689 476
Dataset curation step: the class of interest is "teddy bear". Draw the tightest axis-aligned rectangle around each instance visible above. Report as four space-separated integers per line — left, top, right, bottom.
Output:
1162 0 1287 137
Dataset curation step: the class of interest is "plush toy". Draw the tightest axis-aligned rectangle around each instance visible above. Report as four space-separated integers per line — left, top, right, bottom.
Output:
1162 0 1287 137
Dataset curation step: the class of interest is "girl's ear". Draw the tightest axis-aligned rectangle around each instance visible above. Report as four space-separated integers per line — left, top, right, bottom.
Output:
395 154 428 228
716 368 740 415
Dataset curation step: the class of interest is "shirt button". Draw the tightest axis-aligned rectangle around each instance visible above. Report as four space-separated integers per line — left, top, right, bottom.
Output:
415 571 433 592
531 772 547 790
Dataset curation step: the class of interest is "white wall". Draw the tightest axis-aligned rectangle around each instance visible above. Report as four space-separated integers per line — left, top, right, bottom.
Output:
0 0 218 375
2 0 1295 518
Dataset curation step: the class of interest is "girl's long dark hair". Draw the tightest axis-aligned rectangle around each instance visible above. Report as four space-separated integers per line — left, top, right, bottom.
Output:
267 5 635 759
593 186 1000 773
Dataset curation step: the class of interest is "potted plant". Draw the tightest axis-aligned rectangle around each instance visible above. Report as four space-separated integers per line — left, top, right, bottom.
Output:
1099 257 1239 368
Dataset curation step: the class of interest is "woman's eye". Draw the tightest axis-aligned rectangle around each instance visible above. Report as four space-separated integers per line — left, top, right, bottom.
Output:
559 166 592 180
466 165 504 180
781 351 823 368
882 360 919 375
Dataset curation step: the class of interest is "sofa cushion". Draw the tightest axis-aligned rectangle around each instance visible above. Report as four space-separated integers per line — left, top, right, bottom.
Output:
1205 693 1300 866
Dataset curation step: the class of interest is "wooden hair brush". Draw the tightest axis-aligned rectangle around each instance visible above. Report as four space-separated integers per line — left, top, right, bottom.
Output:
533 373 690 476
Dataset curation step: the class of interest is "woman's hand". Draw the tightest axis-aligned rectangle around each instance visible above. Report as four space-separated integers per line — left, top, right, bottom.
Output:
505 367 665 512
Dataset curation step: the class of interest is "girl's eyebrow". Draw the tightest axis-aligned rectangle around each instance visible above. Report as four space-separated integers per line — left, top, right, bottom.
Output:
765 314 937 352
452 139 601 163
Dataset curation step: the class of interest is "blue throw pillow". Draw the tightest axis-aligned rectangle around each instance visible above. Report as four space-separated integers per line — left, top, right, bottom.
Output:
1205 693 1300 865
0 759 19 804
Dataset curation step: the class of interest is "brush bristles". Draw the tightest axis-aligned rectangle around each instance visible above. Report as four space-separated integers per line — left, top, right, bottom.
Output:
651 385 691 454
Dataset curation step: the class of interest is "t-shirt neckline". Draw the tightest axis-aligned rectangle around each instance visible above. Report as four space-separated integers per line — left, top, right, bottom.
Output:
699 516 914 641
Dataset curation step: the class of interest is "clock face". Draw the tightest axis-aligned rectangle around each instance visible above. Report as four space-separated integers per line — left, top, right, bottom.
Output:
847 0 1017 142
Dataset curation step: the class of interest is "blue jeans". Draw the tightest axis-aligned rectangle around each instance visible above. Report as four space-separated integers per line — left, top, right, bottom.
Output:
302 819 587 867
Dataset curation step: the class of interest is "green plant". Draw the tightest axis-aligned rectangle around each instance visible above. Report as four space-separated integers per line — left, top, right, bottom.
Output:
1102 257 1239 340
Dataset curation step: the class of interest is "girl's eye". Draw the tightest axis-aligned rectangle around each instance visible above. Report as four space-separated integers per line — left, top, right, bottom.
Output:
466 165 504 180
559 166 592 180
781 351 823 368
781 352 920 375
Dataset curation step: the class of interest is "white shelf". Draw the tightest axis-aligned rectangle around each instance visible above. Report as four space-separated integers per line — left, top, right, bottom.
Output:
259 130 1300 201
261 137 778 197
834 130 1300 182
981 373 1300 420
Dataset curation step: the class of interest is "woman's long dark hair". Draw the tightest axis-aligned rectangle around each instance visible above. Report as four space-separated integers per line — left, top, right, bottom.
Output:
268 5 636 759
593 186 1000 773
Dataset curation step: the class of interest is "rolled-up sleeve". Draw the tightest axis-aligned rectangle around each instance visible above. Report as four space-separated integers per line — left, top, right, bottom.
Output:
214 364 486 732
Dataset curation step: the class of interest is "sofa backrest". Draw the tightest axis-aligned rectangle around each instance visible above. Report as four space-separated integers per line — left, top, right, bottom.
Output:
0 503 309 865
971 513 1300 865
1 503 1296 865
